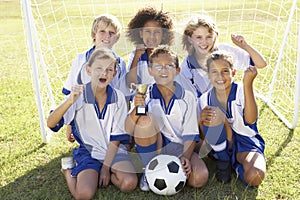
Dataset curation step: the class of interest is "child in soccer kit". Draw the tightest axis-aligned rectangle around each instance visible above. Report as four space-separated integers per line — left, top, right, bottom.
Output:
125 45 209 191
198 51 266 186
180 15 267 113
47 48 137 199
125 6 195 96
62 14 129 142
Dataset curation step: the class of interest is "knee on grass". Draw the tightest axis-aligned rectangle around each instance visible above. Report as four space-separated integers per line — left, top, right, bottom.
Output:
188 167 209 188
74 187 97 200
244 168 265 186
119 174 138 192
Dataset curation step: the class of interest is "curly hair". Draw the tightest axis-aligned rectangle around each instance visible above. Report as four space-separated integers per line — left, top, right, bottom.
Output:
126 7 174 45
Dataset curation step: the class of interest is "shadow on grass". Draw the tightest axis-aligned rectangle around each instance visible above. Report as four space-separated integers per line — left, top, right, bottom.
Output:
0 154 258 200
258 100 295 170
0 143 46 169
266 129 294 170
0 155 72 200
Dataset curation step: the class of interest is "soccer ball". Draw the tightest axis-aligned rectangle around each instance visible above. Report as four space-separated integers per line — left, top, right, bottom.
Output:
145 154 187 195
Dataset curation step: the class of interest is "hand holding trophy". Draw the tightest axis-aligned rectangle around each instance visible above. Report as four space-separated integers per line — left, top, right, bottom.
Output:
131 83 149 116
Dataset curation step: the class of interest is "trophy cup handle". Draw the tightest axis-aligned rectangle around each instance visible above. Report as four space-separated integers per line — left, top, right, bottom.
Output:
130 83 137 93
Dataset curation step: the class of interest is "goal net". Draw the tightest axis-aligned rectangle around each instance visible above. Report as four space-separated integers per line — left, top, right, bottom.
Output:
22 0 300 142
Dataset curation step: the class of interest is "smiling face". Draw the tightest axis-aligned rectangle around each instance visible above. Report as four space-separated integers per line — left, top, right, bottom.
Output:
140 20 163 48
93 22 119 49
149 53 180 88
188 26 217 56
207 58 235 94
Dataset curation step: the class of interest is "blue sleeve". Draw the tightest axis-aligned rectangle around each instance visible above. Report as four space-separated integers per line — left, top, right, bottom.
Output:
49 110 65 132
110 134 131 144
249 57 254 66
62 88 70 95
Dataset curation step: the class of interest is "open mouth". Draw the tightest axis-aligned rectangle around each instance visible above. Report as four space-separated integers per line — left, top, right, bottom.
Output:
99 78 107 83
102 40 110 44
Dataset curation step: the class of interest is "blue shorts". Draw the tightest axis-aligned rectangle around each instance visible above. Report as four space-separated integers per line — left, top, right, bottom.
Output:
232 132 265 165
71 147 131 177
135 133 184 167
231 132 265 183
160 134 184 157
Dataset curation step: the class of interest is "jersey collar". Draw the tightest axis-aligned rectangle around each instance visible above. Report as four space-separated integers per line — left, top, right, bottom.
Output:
140 51 149 62
84 83 117 104
187 54 202 69
150 82 185 100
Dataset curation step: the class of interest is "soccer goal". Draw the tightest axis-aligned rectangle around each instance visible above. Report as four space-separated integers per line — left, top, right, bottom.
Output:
22 0 300 143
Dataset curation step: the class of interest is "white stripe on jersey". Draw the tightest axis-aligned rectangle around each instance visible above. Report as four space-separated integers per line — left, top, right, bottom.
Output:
63 84 128 160
200 82 257 138
210 140 227 152
147 82 199 144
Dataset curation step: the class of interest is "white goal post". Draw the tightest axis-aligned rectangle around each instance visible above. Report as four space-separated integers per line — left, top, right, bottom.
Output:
22 0 300 143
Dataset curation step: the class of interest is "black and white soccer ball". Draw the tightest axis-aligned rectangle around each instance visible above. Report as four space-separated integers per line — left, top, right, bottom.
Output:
145 154 187 195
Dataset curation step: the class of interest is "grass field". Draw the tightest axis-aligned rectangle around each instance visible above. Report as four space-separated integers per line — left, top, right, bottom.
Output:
0 0 300 199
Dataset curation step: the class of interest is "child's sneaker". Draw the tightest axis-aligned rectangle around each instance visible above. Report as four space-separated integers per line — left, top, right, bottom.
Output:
61 157 75 170
216 160 231 183
139 173 150 191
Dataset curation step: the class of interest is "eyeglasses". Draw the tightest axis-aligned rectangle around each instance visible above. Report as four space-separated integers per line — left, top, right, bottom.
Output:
152 63 176 71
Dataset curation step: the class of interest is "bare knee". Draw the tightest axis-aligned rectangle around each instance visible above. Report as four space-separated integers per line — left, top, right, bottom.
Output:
119 174 138 192
134 115 158 145
74 188 96 200
188 167 209 188
136 115 152 127
244 168 265 186
196 167 209 187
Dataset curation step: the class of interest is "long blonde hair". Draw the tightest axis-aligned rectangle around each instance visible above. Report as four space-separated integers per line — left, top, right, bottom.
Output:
182 15 219 55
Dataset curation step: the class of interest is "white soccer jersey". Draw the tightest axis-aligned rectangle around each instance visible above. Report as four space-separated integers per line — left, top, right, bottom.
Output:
180 55 211 97
127 50 154 84
127 51 197 97
217 43 252 71
55 84 129 161
199 82 258 138
145 82 200 144
180 43 252 97
62 46 128 95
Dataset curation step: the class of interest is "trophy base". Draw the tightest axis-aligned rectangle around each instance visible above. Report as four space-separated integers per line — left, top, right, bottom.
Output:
136 106 147 116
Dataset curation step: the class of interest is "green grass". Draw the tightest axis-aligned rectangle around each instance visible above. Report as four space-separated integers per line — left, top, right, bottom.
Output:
1 0 300 199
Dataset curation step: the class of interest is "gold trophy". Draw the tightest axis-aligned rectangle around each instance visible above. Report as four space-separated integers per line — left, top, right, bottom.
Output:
131 83 149 115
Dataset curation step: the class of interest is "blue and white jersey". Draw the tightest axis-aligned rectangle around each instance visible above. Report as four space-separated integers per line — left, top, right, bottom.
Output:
127 51 197 97
127 50 154 84
180 43 254 98
145 82 200 144
52 84 130 161
217 43 253 70
200 82 264 142
180 54 211 98
62 46 128 96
